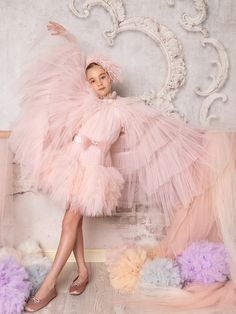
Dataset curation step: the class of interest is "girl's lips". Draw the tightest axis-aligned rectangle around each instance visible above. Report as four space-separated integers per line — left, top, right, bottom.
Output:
99 87 105 91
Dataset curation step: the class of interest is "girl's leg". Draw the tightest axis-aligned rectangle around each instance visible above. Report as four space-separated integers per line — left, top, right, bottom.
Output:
72 216 88 282
33 208 82 299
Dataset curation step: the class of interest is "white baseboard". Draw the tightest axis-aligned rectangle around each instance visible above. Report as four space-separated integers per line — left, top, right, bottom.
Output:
44 249 107 263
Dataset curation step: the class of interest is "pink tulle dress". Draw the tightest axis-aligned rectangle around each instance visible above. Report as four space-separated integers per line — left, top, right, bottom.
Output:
7 37 214 213
10 31 236 310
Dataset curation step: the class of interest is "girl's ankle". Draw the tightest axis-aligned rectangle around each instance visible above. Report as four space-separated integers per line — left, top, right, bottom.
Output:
78 266 88 276
41 277 57 290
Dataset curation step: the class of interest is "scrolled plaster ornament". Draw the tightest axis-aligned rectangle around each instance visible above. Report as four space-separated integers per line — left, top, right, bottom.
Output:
69 0 125 21
68 0 125 44
175 0 230 125
195 37 229 96
199 93 227 126
180 0 209 37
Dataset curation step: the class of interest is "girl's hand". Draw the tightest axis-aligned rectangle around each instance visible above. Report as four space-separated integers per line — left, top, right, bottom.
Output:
47 21 66 36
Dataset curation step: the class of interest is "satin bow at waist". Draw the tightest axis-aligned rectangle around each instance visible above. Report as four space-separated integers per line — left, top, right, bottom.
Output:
73 135 107 151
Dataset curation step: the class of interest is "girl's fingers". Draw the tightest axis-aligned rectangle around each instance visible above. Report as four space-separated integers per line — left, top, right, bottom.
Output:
47 21 55 28
47 21 66 35
47 26 62 33
51 21 63 28
48 20 57 26
48 21 65 30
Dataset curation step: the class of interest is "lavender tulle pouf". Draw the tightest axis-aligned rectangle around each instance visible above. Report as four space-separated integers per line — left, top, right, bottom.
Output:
0 257 31 314
177 241 230 284
0 240 51 313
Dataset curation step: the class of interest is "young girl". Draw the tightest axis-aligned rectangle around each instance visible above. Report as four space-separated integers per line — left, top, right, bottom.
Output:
10 21 236 312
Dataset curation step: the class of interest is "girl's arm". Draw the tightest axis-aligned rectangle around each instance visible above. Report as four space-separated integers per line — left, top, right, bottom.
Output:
47 21 77 43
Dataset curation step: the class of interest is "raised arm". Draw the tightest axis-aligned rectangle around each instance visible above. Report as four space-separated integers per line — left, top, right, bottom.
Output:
47 21 77 43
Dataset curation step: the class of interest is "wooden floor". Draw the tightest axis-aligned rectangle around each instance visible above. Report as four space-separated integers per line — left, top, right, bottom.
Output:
23 263 236 314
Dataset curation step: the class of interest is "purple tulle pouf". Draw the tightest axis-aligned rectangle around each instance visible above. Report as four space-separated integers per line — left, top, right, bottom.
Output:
0 257 31 314
177 241 230 284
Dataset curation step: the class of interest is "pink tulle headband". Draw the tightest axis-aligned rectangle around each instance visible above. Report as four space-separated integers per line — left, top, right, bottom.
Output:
86 54 120 82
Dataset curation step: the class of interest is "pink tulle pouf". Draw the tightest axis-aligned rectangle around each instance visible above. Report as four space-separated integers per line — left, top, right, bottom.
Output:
177 241 230 284
0 257 31 314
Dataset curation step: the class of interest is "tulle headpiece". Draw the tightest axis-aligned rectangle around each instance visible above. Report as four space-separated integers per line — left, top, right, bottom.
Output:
86 54 120 82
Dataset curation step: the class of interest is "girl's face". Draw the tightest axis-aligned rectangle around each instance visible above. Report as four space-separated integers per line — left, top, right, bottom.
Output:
86 65 112 98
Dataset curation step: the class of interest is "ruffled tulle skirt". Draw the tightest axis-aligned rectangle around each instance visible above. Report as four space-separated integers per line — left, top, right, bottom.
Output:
32 139 124 216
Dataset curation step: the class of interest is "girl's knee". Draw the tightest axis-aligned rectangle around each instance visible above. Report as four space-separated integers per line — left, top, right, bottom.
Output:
62 209 82 231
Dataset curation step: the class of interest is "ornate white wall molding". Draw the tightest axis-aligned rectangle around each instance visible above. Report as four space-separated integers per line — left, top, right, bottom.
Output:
199 93 227 125
170 0 230 126
180 0 208 37
195 37 229 96
69 0 187 119
69 0 125 39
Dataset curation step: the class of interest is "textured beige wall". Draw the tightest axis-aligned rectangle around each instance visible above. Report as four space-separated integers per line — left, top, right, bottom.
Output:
1 0 236 250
